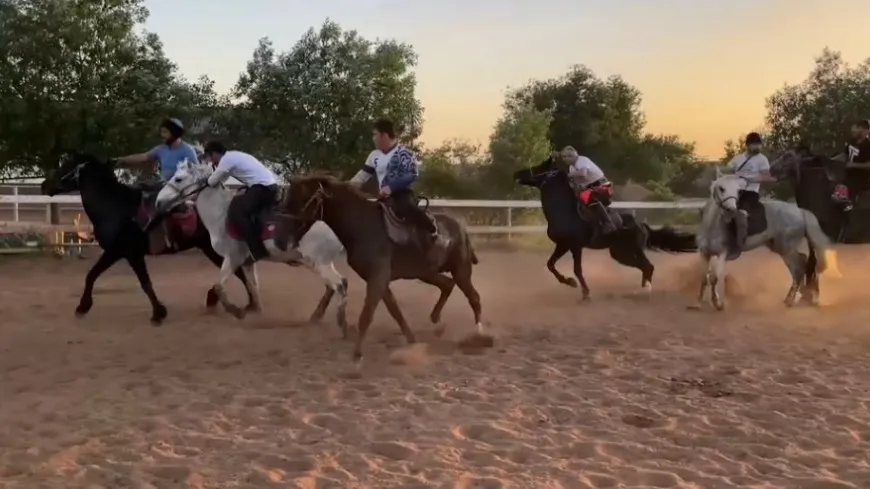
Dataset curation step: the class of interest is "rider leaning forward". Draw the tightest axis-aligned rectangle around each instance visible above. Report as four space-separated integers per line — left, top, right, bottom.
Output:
200 141 279 261
349 118 451 256
558 146 616 237
724 132 776 248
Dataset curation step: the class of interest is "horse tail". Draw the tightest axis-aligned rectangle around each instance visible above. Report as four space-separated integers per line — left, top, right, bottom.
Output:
803 209 841 277
642 223 698 253
466 235 479 265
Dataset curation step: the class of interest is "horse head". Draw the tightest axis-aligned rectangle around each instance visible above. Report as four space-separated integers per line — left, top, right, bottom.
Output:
41 153 107 196
514 155 562 188
155 159 212 212
709 174 746 212
277 175 343 247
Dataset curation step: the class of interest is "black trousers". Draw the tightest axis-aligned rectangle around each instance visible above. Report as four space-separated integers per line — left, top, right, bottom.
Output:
737 190 760 210
390 189 435 234
229 184 278 256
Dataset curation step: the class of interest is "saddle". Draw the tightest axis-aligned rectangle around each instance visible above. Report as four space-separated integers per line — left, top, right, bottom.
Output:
225 188 280 242
379 201 438 248
134 181 199 255
728 199 768 239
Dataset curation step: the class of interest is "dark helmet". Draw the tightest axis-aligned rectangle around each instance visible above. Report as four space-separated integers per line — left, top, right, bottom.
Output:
202 140 227 155
745 132 763 145
160 118 185 140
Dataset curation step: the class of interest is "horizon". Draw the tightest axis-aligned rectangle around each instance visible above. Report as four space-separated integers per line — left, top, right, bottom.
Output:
143 0 870 160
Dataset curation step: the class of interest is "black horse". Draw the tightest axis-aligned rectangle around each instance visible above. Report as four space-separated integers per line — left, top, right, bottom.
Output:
513 156 697 299
40 153 255 324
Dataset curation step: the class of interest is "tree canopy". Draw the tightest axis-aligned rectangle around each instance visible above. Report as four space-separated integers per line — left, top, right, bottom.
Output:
3 3 863 201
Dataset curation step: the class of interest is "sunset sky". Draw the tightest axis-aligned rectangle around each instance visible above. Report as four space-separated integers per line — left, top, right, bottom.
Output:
144 0 870 159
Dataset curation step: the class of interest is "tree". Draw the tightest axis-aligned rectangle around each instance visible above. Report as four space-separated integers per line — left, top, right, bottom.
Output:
416 140 484 199
232 20 423 176
765 48 870 155
0 0 217 176
485 104 553 198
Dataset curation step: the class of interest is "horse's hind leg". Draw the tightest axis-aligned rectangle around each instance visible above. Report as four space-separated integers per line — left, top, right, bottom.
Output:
212 252 246 319
451 260 485 335
417 274 456 337
308 263 349 338
802 249 820 306
76 250 122 318
124 252 168 325
609 241 653 294
547 242 576 287
779 249 806 307
569 247 591 300
241 262 261 313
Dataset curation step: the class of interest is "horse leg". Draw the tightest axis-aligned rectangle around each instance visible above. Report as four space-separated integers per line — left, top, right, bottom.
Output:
779 249 806 307
417 273 456 337
608 242 653 294
212 252 246 320
353 275 389 364
240 262 261 313
308 263 349 339
709 254 727 311
569 247 591 301
199 244 254 311
76 250 122 317
381 286 416 344
124 252 168 325
802 249 821 306
451 259 485 336
546 242 575 287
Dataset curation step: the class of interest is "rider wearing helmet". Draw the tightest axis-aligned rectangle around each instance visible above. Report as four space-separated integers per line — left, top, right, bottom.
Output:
725 132 775 252
201 141 279 261
559 145 616 237
115 118 200 184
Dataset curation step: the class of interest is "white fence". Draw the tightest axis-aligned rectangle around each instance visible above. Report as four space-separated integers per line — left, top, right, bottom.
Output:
0 193 707 235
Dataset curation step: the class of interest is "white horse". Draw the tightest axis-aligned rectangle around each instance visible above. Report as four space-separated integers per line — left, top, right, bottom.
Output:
694 174 841 310
155 160 349 332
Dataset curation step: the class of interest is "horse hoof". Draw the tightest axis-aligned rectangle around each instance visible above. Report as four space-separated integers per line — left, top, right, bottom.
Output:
225 305 246 320
430 312 442 324
151 304 168 325
246 304 262 314
433 324 447 338
564 278 578 288
713 302 725 311
75 301 92 317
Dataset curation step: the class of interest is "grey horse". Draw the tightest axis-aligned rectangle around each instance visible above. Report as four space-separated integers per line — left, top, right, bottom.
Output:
693 174 841 310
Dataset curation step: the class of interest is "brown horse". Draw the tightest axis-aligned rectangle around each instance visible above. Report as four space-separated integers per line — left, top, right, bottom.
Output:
277 175 489 363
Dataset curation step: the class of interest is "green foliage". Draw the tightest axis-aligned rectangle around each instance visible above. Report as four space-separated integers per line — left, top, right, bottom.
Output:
229 20 423 176
485 104 552 199
0 0 217 176
765 48 870 155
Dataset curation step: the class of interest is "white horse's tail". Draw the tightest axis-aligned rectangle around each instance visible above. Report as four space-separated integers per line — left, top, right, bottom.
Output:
802 209 841 278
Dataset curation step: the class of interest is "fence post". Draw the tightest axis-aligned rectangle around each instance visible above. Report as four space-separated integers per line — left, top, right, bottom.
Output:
507 207 512 241
12 185 19 222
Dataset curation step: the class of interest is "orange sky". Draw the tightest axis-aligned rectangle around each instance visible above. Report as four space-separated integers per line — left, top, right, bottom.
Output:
147 0 870 159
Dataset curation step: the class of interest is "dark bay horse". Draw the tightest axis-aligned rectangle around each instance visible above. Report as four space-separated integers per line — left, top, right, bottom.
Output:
513 156 698 299
277 175 486 363
770 147 854 242
40 153 255 324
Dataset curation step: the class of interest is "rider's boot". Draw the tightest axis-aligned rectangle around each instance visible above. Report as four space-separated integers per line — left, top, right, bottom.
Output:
727 210 748 260
590 202 616 240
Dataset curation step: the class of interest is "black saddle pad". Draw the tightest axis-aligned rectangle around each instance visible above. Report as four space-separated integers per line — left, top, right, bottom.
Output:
728 201 767 237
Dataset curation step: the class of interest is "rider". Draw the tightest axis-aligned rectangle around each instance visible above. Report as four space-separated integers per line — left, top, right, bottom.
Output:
201 141 279 261
115 118 200 187
832 119 870 210
724 132 775 250
559 146 616 236
349 118 451 254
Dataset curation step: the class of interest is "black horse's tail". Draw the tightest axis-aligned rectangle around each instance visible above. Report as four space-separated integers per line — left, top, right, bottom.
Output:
642 223 697 253
467 238 479 265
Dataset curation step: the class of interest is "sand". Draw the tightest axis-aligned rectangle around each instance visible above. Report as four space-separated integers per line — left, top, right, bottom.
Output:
2 248 870 488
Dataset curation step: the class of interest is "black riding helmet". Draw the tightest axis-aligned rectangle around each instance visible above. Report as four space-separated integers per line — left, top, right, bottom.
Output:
745 132 763 145
160 118 185 141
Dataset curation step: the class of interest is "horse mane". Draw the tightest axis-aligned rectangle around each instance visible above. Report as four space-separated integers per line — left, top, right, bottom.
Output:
291 174 371 200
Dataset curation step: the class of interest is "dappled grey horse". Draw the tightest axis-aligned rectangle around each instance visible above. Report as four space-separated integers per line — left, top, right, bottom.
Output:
693 174 840 310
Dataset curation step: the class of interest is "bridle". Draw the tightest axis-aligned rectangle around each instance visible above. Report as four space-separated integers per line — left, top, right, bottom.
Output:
276 182 330 227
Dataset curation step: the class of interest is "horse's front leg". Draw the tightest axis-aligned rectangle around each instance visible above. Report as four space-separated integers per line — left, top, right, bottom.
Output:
546 242 575 287
710 253 727 311
76 250 122 318
353 272 389 364
381 286 416 344
688 253 711 310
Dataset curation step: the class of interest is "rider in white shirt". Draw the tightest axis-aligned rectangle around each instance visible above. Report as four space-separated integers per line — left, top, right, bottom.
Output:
724 132 775 254
560 146 616 235
202 141 279 260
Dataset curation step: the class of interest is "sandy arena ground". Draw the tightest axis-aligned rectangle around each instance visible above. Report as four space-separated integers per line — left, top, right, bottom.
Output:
2 246 870 489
